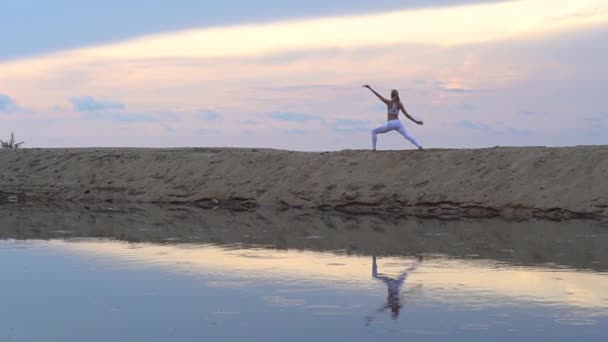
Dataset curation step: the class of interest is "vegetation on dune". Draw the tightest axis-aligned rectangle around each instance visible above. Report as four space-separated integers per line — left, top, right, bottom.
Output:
0 132 24 149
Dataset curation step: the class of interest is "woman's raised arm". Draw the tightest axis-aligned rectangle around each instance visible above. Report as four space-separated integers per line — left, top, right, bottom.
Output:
363 85 389 104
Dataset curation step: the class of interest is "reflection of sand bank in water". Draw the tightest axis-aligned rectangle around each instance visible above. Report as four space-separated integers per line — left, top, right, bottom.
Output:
22 238 607 312
1 147 608 219
1 204 608 272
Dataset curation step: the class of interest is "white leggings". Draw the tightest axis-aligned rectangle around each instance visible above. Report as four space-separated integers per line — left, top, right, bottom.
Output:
372 119 421 149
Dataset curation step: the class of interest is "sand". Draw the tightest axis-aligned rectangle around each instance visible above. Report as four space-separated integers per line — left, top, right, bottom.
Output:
1 146 607 220
1 204 607 271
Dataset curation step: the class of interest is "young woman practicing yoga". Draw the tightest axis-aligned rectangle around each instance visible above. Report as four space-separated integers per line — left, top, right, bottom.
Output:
363 84 424 150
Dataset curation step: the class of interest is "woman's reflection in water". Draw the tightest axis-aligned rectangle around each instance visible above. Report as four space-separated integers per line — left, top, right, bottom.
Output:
367 255 423 324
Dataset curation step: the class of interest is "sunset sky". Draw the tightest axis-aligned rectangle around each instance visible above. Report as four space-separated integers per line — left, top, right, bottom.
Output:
1 0 607 150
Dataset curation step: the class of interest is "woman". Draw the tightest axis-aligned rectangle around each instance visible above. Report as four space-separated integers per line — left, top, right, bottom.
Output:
365 255 423 324
363 84 424 151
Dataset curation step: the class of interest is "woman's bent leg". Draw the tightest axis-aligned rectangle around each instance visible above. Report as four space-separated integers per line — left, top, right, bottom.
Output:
372 123 391 150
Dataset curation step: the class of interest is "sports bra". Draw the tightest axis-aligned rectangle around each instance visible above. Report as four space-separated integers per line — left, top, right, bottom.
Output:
388 102 399 115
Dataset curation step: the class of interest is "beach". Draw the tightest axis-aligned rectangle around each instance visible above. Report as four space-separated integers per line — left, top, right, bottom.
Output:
1 146 607 220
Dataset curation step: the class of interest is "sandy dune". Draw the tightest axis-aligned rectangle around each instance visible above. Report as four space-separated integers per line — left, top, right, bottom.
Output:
1 146 607 219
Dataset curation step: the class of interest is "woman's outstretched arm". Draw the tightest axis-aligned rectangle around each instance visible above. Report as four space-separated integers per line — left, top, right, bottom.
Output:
399 102 424 126
363 85 389 104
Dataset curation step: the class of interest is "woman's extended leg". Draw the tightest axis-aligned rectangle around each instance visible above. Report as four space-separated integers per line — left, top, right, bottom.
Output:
372 123 392 150
396 124 422 149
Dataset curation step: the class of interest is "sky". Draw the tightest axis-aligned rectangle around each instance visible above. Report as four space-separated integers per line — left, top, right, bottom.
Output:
1 0 607 150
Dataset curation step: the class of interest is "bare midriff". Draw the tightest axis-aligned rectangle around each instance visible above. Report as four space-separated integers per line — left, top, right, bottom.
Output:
387 114 399 121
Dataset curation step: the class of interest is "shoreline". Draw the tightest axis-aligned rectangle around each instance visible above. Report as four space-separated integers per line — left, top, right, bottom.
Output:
1 203 607 271
1 146 607 220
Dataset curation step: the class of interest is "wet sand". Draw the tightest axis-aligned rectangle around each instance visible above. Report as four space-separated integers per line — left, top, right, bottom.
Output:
2 204 607 271
1 146 607 220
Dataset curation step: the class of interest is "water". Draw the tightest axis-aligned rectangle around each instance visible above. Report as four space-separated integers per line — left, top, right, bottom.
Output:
1 205 607 341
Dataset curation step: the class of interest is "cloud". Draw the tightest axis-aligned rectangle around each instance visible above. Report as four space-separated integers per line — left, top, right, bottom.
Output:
335 119 370 127
371 102 388 112
0 0 506 61
284 129 306 135
507 128 531 136
1 1 606 150
586 114 608 123
81 111 155 123
269 112 323 122
160 123 176 134
459 120 531 136
0 94 19 112
585 113 608 142
70 96 126 112
200 109 222 122
440 86 475 93
1 0 602 78
332 119 372 133
458 120 492 131
263 84 344 92
458 103 476 111
69 98 175 124
193 128 220 135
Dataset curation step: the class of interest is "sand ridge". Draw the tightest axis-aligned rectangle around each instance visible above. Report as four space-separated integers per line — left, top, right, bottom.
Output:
1 146 607 220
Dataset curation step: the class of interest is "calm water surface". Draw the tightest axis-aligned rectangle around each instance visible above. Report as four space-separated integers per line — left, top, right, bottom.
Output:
1 205 607 341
